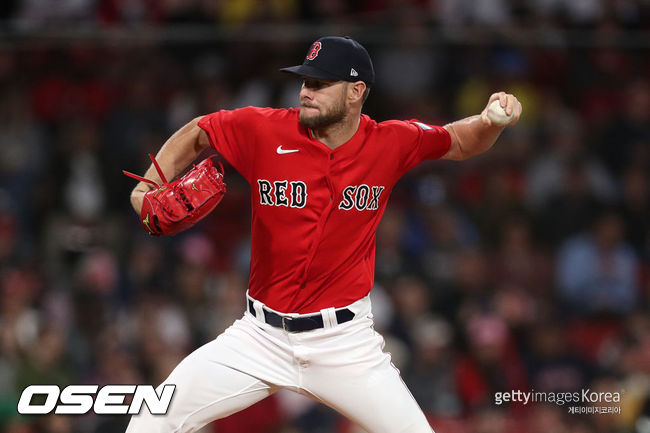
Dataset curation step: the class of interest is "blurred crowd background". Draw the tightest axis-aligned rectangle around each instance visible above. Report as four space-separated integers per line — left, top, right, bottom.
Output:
0 1 649 433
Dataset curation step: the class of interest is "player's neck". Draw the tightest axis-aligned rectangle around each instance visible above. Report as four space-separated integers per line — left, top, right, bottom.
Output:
311 113 361 150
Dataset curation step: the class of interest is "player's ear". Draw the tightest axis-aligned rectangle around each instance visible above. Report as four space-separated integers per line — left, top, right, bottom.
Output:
347 81 366 104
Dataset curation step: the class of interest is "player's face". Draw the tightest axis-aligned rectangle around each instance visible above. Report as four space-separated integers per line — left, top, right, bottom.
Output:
299 78 348 129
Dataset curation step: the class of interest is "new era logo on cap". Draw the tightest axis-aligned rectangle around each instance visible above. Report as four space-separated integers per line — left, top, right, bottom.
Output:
280 36 375 87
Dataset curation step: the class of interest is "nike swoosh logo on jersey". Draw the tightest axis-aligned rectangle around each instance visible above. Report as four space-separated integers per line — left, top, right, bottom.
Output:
277 145 299 154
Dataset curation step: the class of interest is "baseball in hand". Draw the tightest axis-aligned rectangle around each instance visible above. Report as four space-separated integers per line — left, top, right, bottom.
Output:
486 100 514 126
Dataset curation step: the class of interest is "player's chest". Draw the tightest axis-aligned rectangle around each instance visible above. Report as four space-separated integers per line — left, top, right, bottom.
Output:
251 138 395 212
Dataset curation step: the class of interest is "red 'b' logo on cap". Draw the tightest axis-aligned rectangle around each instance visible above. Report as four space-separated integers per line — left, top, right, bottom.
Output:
306 42 322 60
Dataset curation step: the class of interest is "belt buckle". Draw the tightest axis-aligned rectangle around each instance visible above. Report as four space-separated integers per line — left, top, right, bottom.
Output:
281 316 293 331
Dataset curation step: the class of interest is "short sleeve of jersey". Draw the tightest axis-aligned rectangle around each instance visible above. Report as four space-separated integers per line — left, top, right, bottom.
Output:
391 120 451 176
198 107 258 182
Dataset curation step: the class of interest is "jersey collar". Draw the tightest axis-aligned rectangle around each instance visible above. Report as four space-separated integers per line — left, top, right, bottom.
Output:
303 114 370 157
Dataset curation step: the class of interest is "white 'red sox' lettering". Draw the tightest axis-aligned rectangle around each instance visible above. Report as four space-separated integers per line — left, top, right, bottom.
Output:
338 185 385 211
258 179 307 208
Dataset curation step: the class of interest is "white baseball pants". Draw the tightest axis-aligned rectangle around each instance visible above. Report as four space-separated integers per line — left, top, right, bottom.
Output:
125 295 434 433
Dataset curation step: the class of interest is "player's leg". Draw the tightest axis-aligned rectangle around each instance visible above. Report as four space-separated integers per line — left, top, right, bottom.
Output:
126 360 276 433
295 303 434 433
304 341 433 432
126 315 292 433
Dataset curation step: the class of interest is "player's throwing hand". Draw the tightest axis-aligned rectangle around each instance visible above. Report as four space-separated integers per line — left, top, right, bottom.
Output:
481 91 523 127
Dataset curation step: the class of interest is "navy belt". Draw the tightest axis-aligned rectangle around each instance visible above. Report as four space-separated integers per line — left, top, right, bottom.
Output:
248 299 355 333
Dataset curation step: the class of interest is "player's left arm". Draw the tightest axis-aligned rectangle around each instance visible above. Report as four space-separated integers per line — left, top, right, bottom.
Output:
442 92 522 161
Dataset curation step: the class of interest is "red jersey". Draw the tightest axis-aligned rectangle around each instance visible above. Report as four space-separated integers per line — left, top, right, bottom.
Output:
198 107 450 313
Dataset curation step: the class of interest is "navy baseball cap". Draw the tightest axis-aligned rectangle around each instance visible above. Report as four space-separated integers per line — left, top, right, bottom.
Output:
280 36 375 87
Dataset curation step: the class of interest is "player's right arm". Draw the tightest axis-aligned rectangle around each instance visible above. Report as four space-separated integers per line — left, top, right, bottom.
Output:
130 116 212 214
442 92 521 160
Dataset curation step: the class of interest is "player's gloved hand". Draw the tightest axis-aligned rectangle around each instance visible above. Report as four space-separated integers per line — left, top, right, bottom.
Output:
123 154 226 236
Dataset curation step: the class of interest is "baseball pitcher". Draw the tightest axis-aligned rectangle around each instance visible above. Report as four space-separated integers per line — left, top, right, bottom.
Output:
125 36 522 433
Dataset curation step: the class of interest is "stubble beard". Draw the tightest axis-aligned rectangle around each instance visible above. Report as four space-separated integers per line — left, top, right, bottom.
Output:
299 93 347 130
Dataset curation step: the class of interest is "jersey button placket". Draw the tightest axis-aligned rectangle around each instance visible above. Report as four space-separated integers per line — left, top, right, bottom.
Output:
324 153 336 209
300 150 337 286
328 153 334 202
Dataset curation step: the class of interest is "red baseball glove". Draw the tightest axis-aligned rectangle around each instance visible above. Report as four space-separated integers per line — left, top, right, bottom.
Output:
123 154 226 236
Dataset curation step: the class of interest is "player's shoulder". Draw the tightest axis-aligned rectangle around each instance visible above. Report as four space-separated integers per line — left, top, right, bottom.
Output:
371 118 448 136
231 106 297 121
370 118 420 135
202 106 296 124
